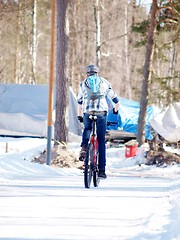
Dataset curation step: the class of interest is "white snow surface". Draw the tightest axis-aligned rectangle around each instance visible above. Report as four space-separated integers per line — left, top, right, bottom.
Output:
0 136 180 240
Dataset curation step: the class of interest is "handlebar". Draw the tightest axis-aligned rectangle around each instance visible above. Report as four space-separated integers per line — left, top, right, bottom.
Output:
89 115 118 126
107 121 118 126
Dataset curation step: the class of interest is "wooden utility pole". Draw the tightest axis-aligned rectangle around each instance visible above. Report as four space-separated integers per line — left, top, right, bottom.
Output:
46 0 56 165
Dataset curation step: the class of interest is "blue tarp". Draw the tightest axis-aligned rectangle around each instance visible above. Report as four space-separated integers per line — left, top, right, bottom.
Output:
107 97 160 140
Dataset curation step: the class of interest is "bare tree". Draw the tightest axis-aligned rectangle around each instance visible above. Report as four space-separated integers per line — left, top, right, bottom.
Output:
30 0 37 84
55 0 69 144
137 0 158 146
0 0 179 107
94 0 101 67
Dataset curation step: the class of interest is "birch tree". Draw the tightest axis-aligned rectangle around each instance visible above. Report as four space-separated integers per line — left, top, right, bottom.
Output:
94 0 101 67
30 0 37 84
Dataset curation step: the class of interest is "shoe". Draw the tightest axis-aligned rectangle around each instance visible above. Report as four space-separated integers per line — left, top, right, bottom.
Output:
79 146 87 161
98 170 107 179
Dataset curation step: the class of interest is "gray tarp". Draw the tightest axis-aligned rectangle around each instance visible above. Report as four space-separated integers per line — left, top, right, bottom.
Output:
0 84 80 137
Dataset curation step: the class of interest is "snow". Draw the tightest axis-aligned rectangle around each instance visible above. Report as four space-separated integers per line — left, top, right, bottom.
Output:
0 136 180 240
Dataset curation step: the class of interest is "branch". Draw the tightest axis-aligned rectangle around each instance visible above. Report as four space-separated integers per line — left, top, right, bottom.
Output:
98 32 130 50
158 3 180 16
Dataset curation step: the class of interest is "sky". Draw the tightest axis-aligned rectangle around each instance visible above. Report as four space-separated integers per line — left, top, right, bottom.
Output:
138 0 152 13
0 136 180 240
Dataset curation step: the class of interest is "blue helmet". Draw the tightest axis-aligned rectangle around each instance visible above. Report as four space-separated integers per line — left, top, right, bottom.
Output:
85 64 99 76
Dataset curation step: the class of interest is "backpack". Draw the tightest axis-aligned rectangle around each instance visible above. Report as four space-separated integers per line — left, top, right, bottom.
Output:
84 75 105 101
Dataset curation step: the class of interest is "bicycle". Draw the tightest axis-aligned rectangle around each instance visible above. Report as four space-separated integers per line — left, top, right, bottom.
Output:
84 113 117 189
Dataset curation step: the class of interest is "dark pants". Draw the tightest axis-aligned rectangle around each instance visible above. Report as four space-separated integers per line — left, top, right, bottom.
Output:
81 112 107 171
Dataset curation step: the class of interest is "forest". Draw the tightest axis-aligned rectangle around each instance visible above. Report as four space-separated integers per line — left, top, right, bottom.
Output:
0 0 179 144
0 0 179 104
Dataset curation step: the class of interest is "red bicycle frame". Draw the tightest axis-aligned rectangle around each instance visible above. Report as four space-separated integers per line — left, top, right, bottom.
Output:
91 135 98 165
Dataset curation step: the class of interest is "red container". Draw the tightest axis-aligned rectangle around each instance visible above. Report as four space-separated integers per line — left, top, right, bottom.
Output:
125 144 137 158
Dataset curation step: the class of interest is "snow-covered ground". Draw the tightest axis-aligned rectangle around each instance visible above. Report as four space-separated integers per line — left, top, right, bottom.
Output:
0 136 180 240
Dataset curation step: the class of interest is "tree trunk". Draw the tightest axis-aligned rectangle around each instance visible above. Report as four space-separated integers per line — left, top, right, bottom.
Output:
14 1 22 84
30 0 37 84
94 0 100 67
55 0 68 144
124 2 131 99
137 0 158 146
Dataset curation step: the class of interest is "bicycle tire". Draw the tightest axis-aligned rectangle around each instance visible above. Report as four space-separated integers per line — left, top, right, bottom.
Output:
84 144 93 188
84 165 92 188
93 169 100 187
90 143 100 188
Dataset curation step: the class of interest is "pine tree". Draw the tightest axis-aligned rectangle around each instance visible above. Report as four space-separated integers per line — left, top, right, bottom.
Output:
55 0 69 144
137 0 158 146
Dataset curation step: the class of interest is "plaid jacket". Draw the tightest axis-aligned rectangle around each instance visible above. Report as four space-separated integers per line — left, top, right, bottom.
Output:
77 76 119 113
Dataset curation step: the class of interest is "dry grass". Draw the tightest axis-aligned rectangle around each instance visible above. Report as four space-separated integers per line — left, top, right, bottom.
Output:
32 142 84 170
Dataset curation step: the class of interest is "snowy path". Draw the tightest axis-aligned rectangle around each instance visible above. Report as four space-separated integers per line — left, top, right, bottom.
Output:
0 174 178 240
0 137 180 239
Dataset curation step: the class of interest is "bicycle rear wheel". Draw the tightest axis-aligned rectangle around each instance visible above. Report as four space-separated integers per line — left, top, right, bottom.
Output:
93 169 100 187
90 144 100 188
84 144 93 188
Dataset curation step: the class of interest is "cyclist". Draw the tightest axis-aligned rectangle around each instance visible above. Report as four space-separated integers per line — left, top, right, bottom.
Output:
77 64 120 179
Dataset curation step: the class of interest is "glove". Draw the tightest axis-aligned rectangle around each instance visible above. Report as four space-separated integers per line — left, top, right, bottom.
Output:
113 108 118 114
78 116 83 123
